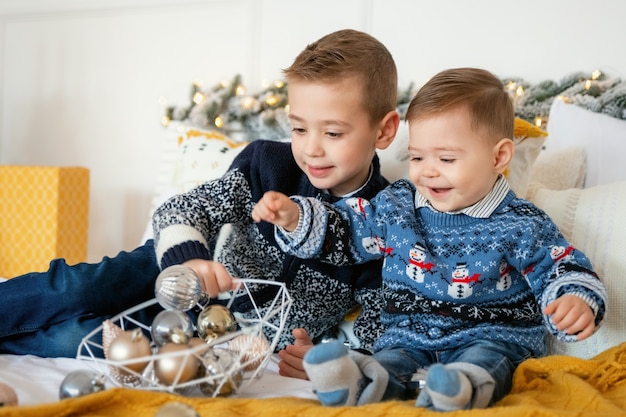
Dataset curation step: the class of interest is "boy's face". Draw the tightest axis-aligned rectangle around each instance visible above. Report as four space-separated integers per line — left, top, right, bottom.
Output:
408 106 506 213
287 78 384 196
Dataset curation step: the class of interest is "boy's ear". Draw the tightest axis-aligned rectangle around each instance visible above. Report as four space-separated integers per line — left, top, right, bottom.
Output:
494 138 515 173
375 110 400 150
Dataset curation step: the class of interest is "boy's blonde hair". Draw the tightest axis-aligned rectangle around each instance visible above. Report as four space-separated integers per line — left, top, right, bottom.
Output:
283 29 397 126
405 67 514 141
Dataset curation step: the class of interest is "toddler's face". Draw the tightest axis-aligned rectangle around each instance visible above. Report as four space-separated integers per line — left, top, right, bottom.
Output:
407 106 504 213
287 78 382 196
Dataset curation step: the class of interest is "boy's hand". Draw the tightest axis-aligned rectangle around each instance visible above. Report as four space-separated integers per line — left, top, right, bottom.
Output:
544 294 596 341
252 191 300 232
182 259 238 298
277 328 314 380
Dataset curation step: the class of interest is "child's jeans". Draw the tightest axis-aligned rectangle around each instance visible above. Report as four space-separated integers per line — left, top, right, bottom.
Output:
374 339 534 405
0 241 159 357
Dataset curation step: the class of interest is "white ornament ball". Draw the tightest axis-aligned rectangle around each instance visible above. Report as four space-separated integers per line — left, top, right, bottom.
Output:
227 333 271 371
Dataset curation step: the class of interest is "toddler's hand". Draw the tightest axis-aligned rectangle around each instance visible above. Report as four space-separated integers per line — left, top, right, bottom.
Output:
544 294 596 341
252 191 300 231
182 259 238 298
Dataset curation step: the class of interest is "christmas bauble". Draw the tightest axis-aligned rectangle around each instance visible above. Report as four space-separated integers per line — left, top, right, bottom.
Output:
155 401 200 417
196 304 237 341
198 348 242 397
59 370 106 400
227 333 270 371
154 343 202 386
155 265 206 312
151 309 194 346
0 382 18 407
107 328 152 376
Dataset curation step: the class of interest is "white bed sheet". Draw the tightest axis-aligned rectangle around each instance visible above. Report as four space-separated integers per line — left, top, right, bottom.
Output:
0 353 315 407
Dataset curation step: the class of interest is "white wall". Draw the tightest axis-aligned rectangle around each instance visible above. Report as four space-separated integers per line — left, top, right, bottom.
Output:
1 0 624 262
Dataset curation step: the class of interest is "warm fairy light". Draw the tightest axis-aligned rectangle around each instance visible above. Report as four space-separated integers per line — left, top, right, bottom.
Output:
261 80 271 89
506 81 517 91
274 80 285 88
265 95 278 106
591 70 602 80
235 85 246 96
193 92 205 104
534 117 543 127
214 116 224 128
241 96 255 109
516 86 525 97
585 80 592 90
160 116 170 127
284 104 290 114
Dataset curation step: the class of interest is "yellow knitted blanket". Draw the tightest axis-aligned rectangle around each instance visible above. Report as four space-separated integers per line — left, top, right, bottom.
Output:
2 342 625 417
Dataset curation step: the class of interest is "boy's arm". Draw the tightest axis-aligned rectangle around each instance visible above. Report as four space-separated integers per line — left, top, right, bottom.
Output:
252 191 301 231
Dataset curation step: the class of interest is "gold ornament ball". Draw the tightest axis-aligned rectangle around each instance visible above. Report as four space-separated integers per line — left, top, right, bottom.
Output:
154 343 202 386
197 304 237 341
0 382 18 407
107 328 152 375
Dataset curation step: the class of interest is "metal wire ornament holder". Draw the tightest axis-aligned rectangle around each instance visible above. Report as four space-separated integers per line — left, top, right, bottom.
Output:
76 279 292 397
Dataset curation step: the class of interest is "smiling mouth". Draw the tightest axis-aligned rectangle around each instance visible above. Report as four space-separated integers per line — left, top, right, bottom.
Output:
308 165 333 177
429 187 451 195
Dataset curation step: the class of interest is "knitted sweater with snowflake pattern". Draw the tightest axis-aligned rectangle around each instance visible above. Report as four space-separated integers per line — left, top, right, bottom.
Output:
276 179 607 356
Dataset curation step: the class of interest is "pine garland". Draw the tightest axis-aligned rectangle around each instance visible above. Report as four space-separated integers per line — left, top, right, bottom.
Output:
163 71 626 141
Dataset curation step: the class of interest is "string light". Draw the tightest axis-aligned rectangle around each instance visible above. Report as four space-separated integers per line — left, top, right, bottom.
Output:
214 116 224 129
585 80 592 90
516 86 524 97
591 70 602 80
265 95 278 106
193 92 205 104
274 80 285 89
160 116 170 127
235 85 246 96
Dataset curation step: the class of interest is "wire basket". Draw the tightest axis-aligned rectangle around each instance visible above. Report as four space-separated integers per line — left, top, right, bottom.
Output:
76 279 292 396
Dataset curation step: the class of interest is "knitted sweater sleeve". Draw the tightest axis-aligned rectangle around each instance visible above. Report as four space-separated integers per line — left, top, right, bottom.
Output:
512 204 608 342
275 192 388 265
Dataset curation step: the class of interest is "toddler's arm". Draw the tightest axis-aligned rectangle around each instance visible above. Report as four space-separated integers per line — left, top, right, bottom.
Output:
544 294 596 341
252 191 301 232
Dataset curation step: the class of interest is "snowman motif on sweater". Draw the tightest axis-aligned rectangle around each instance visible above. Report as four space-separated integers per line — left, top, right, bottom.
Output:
447 262 481 299
405 243 434 283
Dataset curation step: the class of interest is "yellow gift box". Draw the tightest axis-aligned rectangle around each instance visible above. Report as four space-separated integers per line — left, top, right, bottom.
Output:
0 166 90 278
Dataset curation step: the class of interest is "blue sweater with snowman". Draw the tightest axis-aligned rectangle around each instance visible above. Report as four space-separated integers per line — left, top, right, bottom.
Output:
276 178 607 356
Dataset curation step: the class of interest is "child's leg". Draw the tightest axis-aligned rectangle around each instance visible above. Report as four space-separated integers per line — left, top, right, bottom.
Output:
0 241 159 357
303 340 389 406
417 339 531 411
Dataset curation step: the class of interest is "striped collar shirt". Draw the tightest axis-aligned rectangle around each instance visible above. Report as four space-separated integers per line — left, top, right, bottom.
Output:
414 175 511 218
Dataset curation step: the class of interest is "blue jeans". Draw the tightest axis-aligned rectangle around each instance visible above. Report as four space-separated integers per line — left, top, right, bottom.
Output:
0 241 160 357
373 339 533 405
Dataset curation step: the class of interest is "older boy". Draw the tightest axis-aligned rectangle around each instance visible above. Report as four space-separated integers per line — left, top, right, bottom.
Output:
252 67 607 410
152 28 400 375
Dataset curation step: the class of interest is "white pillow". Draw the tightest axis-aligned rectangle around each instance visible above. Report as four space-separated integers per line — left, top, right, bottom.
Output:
173 128 248 193
529 146 586 192
529 181 626 358
547 99 626 187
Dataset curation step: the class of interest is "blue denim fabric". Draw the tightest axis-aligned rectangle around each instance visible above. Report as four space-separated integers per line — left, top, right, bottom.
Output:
0 241 160 357
373 339 534 404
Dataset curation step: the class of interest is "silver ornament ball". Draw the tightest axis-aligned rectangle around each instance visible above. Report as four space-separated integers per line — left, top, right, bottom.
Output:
59 370 106 400
151 309 194 346
155 265 205 311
